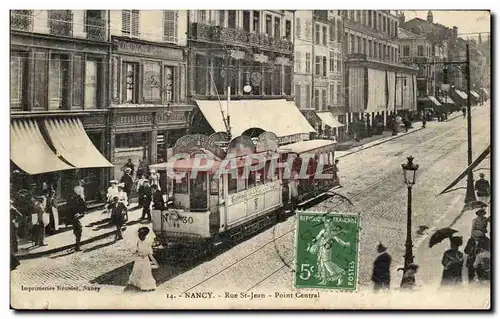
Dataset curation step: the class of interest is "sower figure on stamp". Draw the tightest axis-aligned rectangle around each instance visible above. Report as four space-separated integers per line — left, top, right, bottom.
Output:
308 220 350 286
371 243 391 291
109 196 127 241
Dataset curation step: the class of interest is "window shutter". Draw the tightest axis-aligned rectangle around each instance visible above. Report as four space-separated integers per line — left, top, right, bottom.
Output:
163 10 178 43
122 10 131 34
131 10 139 37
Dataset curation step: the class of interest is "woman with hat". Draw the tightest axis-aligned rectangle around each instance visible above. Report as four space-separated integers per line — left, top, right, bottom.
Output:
440 236 464 286
127 226 157 291
471 209 488 236
371 242 392 291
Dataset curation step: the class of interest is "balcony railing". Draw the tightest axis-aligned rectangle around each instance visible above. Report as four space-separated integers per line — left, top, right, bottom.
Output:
49 11 73 37
192 23 293 55
85 16 106 41
10 10 33 32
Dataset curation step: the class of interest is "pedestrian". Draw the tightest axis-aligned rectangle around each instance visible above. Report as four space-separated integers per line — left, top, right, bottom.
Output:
117 184 129 221
473 247 490 283
462 106 466 118
120 168 134 204
474 173 490 205
106 180 119 203
123 158 135 177
127 227 157 291
108 196 127 241
332 159 341 187
11 202 22 254
400 263 419 290
288 172 299 212
136 174 148 193
72 213 83 252
139 180 153 221
149 169 160 190
464 230 490 283
32 196 48 247
371 242 391 291
73 179 86 202
44 186 58 235
151 184 166 210
440 236 464 287
471 209 488 236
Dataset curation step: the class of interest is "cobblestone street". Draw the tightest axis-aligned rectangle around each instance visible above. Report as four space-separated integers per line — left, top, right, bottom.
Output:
11 106 491 305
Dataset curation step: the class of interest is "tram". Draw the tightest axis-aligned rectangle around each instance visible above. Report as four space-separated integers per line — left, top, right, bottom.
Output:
149 132 337 250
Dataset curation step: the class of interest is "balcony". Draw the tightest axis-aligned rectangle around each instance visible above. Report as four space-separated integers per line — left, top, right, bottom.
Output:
191 23 293 55
48 11 73 37
10 10 33 32
85 16 106 41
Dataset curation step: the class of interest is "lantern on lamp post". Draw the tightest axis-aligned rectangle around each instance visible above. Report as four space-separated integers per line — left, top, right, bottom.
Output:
400 156 419 288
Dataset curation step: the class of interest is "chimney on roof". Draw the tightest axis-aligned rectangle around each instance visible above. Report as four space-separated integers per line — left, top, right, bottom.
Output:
398 11 405 25
427 11 433 23
453 26 458 39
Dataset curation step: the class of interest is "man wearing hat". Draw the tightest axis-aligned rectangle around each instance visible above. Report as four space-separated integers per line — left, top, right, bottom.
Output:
72 213 83 252
471 209 489 236
371 243 392 291
474 173 490 205
464 230 491 282
120 168 134 204
108 196 127 240
139 180 153 221
152 184 166 211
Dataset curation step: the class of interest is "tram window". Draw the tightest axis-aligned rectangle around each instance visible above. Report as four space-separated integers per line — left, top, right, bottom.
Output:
173 176 188 194
237 174 247 192
255 168 264 185
248 171 256 188
228 173 237 194
210 176 219 195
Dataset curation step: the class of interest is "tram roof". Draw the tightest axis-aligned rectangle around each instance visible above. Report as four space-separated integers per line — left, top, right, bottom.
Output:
278 139 336 154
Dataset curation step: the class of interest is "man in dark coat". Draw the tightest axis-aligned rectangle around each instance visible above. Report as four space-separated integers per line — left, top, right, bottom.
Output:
464 230 491 283
120 167 134 201
123 158 135 176
152 184 166 211
72 213 83 251
474 173 490 204
139 180 153 221
371 243 392 291
108 196 127 240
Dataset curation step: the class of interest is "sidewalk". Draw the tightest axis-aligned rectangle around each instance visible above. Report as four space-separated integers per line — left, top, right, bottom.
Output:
16 205 145 259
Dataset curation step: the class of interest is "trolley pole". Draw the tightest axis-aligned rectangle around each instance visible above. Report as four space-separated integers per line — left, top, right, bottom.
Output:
464 42 476 203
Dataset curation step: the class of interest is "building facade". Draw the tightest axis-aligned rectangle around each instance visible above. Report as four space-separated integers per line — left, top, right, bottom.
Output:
187 10 314 145
108 10 192 179
343 10 418 125
10 10 112 203
293 10 313 110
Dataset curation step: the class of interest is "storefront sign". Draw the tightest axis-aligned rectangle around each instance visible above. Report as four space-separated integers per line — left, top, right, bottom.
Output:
227 181 280 206
117 114 152 125
114 39 184 61
278 133 309 145
256 132 278 153
157 111 186 124
173 134 226 159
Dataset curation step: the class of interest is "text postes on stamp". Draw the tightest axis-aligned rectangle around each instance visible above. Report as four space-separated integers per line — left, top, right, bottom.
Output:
294 211 360 291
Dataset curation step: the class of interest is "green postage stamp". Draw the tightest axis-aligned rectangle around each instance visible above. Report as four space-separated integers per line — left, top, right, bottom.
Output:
294 211 361 290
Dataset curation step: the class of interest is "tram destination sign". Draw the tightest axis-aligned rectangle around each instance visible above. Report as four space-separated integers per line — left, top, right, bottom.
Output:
173 134 226 159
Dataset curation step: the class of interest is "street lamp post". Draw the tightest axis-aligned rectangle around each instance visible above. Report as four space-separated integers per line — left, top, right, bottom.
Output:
400 156 419 288
464 42 476 204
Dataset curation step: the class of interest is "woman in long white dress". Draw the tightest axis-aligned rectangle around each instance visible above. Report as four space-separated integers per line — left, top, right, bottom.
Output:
128 227 157 291
309 219 350 286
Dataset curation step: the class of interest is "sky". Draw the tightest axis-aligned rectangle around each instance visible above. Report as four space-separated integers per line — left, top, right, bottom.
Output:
402 10 490 37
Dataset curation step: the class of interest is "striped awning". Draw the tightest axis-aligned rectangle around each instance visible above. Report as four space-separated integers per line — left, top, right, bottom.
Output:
455 89 468 100
470 91 480 99
428 96 442 107
316 112 345 128
10 119 74 174
437 96 455 105
44 118 113 168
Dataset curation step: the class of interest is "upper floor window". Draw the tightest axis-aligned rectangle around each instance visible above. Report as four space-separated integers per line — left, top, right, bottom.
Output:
417 45 424 56
228 10 237 29
10 10 33 32
305 53 311 73
10 52 28 110
243 11 251 32
143 61 161 103
49 53 70 110
84 59 99 109
123 62 139 103
285 20 291 41
322 26 327 45
122 10 139 38
322 56 327 76
197 10 207 23
274 17 281 38
403 45 410 56
253 11 260 33
315 23 320 44
315 56 321 75
164 66 174 103
219 10 225 26
49 10 73 37
356 10 361 22
329 50 335 72
265 15 272 36
295 18 301 38
330 22 336 42
85 10 106 41
163 10 178 43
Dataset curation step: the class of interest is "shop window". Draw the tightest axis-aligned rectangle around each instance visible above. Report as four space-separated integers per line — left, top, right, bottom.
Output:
49 53 70 110
143 61 161 103
163 10 178 43
272 65 282 95
84 59 99 109
10 51 28 110
123 62 139 103
164 66 174 102
122 10 139 37
252 11 260 33
322 89 327 109
173 176 188 194
228 10 237 29
264 65 272 95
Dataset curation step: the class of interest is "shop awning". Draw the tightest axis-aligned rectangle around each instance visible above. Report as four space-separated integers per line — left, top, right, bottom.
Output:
316 112 345 128
195 99 316 138
455 89 468 100
428 96 442 107
481 88 489 97
10 119 74 174
470 91 480 99
437 96 455 105
44 118 113 168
